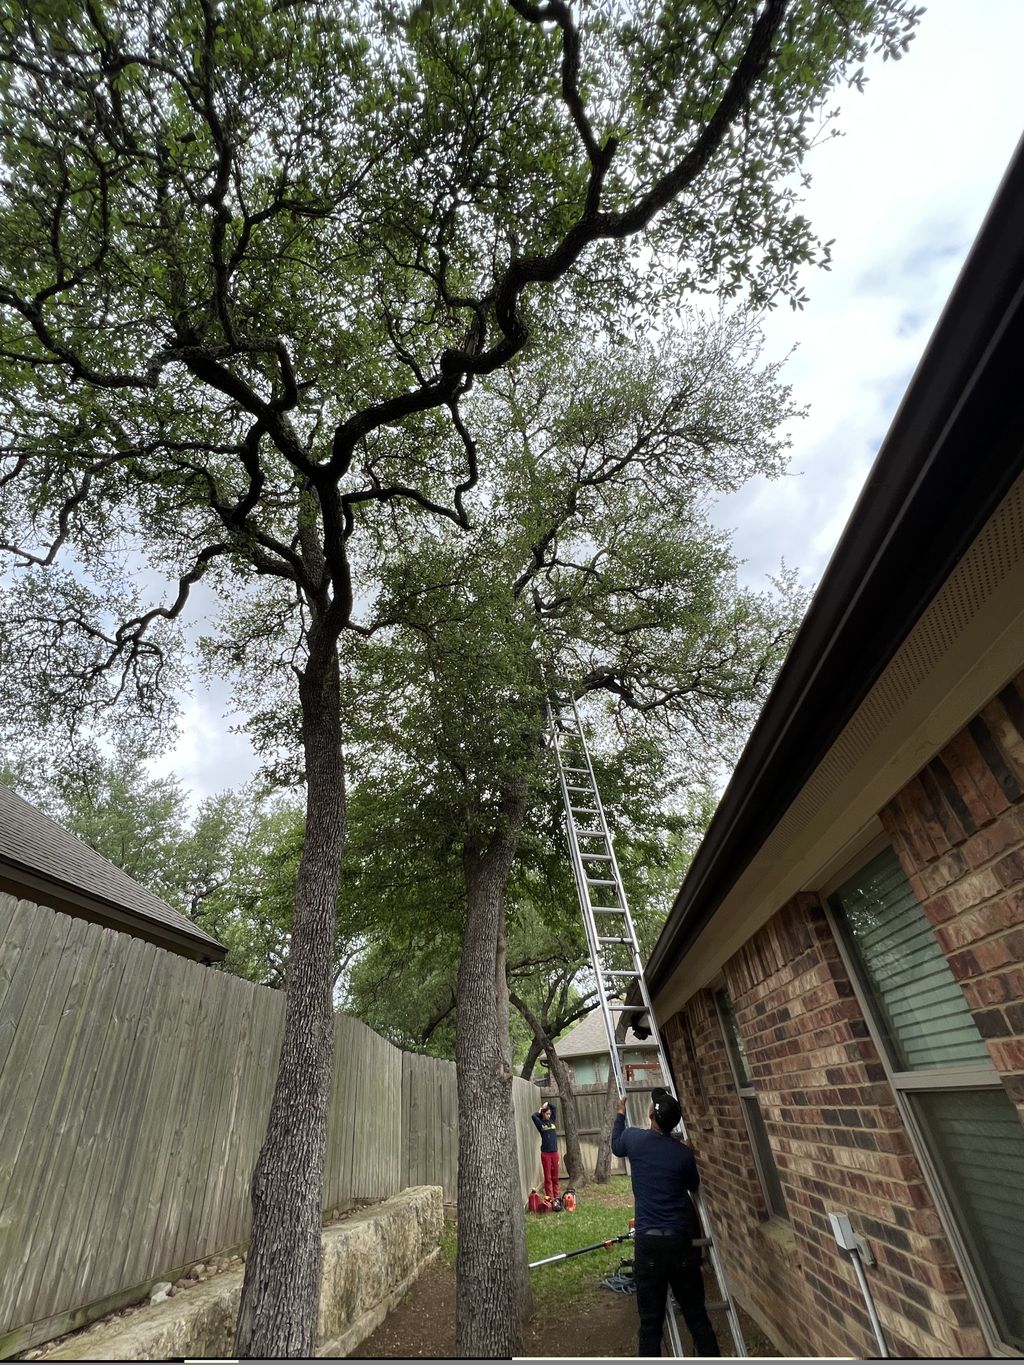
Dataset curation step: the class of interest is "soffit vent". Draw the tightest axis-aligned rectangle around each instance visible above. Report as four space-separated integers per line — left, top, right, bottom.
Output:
767 469 1024 853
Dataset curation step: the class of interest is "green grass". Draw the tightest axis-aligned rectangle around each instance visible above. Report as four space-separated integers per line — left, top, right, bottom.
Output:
526 1176 635 1311
442 1177 635 1312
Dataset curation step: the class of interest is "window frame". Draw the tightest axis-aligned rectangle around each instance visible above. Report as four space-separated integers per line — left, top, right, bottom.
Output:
822 852 1016 1357
714 986 790 1222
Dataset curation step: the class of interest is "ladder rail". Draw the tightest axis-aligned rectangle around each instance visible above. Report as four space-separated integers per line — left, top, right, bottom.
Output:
547 686 747 1359
548 700 626 1085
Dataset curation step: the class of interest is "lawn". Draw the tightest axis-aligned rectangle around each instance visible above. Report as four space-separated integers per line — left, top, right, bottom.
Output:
526 1176 636 1311
439 1176 635 1312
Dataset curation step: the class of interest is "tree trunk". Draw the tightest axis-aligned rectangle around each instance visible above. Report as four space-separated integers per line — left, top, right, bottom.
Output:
235 639 345 1358
593 1070 619 1184
495 908 533 1329
542 1043 587 1190
455 794 528 1358
519 1035 544 1080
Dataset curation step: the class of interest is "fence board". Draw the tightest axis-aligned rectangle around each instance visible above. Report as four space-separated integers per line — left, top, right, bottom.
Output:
19 923 127 1323
192 975 251 1264
0 915 92 1326
28 933 144 1320
0 908 75 1172
0 892 19 956
148 960 212 1277
108 943 188 1294
78 941 163 1307
125 949 202 1287
3 921 108 1321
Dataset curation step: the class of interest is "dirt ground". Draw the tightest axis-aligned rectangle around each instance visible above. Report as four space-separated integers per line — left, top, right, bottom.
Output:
358 1254 780 1359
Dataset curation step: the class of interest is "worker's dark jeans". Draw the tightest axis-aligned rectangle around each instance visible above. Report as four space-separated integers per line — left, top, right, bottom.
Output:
633 1230 721 1357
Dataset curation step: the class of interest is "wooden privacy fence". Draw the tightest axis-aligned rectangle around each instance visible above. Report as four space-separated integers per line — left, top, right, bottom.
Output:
0 894 541 1356
400 1053 542 1207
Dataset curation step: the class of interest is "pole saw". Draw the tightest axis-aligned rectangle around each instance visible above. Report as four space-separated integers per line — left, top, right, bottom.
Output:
529 1227 634 1270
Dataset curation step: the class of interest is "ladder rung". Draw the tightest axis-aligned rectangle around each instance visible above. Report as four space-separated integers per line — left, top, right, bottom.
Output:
590 906 625 913
608 1004 645 1012
597 936 630 944
586 878 617 887
602 969 640 978
563 766 589 774
575 830 605 838
569 807 597 815
580 853 612 861
704 1301 729 1313
566 784 591 792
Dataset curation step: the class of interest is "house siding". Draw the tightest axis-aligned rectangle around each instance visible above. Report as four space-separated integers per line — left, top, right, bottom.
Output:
665 893 987 1357
880 668 1024 1124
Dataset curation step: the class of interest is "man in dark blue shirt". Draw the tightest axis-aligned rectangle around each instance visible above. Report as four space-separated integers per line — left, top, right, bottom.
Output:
612 1088 720 1357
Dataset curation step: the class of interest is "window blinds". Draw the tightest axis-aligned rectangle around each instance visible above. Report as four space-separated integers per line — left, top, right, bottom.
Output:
830 847 989 1071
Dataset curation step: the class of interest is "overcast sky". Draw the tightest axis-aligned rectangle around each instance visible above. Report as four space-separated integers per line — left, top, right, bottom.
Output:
155 0 1024 806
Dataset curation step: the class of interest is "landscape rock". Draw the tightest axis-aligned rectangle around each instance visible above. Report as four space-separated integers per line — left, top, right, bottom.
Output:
147 1283 172 1306
42 1186 443 1360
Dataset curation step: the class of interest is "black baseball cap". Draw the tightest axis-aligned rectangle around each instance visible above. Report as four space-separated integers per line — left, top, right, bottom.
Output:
651 1087 682 1133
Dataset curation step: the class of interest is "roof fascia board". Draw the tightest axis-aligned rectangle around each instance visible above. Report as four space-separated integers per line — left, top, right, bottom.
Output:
0 859 226 963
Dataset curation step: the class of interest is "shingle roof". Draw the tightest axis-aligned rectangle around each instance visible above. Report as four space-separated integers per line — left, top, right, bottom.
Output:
554 1008 658 1059
0 783 224 958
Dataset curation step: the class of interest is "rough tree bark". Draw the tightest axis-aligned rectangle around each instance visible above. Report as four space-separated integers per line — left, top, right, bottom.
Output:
495 912 533 1329
593 1070 619 1184
455 786 530 1358
234 631 345 1358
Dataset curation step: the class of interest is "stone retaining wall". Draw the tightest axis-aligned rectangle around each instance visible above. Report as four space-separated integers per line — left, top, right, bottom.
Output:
43 1186 443 1360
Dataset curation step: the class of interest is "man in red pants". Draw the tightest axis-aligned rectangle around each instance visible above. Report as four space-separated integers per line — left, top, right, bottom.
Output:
532 1100 560 1200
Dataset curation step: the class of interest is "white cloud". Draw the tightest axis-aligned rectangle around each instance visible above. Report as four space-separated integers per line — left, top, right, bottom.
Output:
146 678 260 813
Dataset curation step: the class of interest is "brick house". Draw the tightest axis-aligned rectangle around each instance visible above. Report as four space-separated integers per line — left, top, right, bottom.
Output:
641 146 1024 1356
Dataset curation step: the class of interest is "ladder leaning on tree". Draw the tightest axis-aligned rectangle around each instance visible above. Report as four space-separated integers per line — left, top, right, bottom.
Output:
546 684 747 1359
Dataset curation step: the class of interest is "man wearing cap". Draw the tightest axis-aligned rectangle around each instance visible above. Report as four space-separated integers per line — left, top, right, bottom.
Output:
531 1100 560 1201
612 1088 720 1357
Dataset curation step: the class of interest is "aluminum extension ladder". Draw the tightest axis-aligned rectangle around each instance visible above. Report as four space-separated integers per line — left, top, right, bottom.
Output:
547 686 747 1358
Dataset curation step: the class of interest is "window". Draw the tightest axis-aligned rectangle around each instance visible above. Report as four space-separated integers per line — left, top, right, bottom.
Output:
572 1058 597 1086
715 988 789 1220
828 846 1024 1354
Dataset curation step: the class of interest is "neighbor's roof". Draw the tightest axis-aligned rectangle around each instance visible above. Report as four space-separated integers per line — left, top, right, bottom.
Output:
0 783 225 962
645 134 1024 1002
555 1008 657 1059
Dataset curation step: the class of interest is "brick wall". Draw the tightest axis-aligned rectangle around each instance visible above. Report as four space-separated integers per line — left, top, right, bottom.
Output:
880 669 1024 1121
665 894 986 1357
663 997 809 1355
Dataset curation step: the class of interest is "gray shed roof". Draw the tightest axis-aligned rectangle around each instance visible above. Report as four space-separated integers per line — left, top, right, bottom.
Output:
0 783 225 961
555 1008 658 1059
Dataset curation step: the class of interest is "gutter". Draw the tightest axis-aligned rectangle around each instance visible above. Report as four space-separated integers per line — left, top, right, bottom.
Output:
645 134 1024 996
